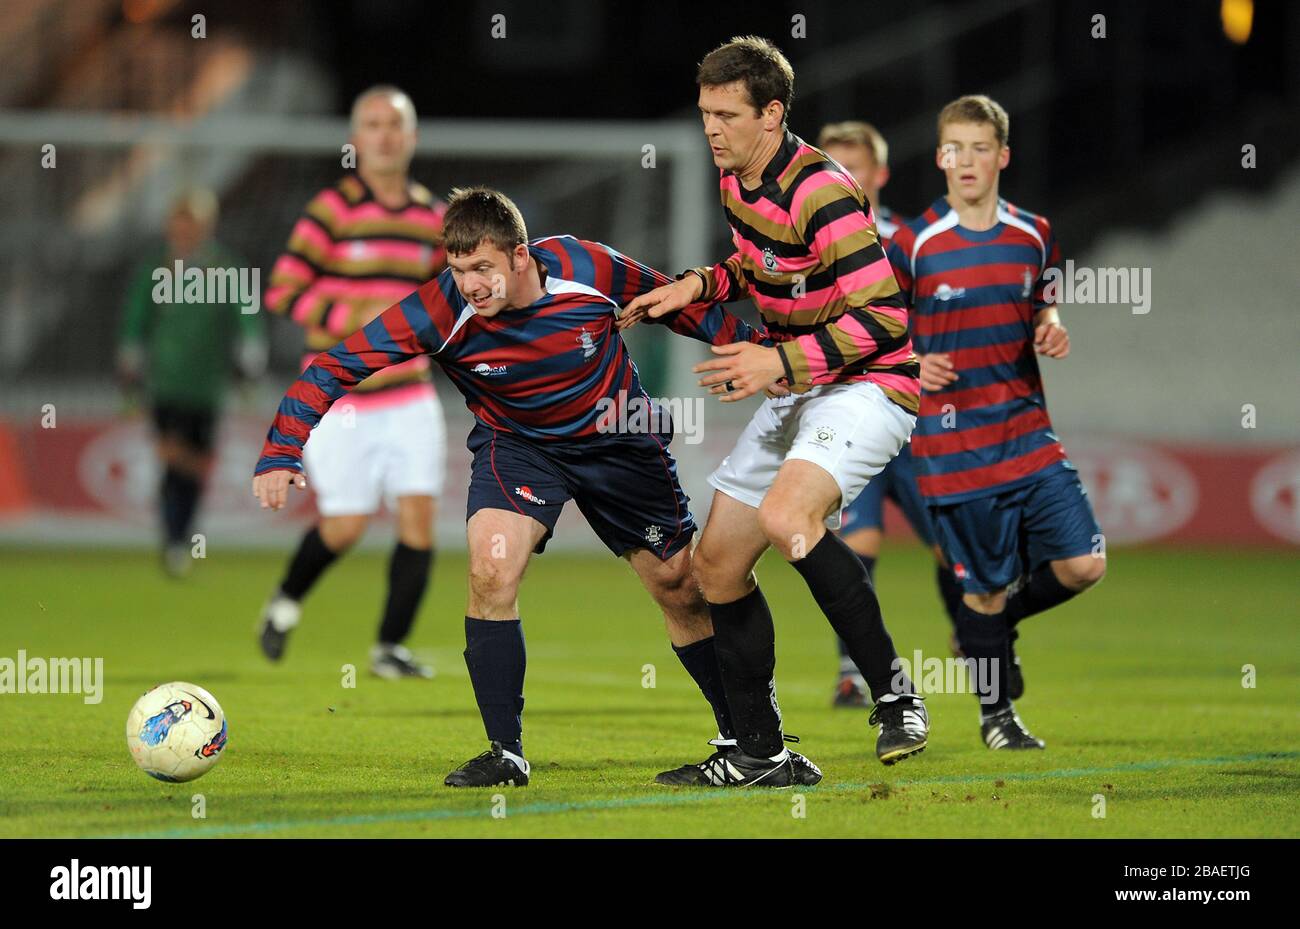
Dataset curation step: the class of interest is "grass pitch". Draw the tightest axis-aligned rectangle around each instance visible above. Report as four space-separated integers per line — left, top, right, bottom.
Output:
0 544 1296 838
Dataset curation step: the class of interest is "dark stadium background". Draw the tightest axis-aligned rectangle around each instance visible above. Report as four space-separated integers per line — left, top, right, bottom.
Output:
0 0 1296 550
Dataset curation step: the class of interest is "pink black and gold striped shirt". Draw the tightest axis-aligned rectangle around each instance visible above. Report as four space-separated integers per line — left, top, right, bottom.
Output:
265 173 446 398
687 130 919 414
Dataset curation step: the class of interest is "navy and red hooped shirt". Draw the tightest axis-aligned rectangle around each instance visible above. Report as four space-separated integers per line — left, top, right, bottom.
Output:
887 197 1069 505
255 235 764 474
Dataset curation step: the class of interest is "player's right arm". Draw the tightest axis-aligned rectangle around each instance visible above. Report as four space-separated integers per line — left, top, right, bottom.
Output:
252 277 454 509
618 249 750 327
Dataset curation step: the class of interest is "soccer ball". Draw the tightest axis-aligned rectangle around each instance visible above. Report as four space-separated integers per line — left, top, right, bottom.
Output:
125 681 228 782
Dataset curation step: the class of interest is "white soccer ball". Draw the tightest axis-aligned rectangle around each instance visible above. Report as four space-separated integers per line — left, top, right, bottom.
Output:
125 681 228 782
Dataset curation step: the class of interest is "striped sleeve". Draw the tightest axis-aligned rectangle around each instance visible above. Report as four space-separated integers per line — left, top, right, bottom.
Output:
574 238 767 347
254 282 447 474
884 228 914 306
775 174 909 384
264 193 349 335
686 250 750 305
1031 218 1062 312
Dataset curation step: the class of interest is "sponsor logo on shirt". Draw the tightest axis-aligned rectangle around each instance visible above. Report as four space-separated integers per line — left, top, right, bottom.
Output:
934 283 966 301
471 362 508 377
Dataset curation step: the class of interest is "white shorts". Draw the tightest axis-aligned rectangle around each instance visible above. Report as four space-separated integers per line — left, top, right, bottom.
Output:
303 388 447 517
708 381 915 529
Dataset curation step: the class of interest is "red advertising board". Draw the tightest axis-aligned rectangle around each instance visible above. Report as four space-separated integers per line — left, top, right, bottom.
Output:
1 417 1296 547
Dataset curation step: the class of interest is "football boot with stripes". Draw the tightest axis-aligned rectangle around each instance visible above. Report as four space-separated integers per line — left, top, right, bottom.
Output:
870 695 929 765
981 707 1045 750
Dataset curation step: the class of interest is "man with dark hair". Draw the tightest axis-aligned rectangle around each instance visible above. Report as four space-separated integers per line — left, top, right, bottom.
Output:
621 36 929 784
253 186 823 789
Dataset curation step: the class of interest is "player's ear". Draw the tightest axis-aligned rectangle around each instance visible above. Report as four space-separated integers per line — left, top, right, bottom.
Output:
764 101 783 131
999 145 1011 170
877 164 891 190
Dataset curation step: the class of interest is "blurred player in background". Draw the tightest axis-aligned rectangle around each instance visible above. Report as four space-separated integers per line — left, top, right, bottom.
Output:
258 85 448 679
117 188 266 578
252 187 822 789
888 95 1106 750
622 37 928 784
818 121 964 708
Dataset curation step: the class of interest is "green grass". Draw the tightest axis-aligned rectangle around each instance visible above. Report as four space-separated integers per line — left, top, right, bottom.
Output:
0 544 1296 838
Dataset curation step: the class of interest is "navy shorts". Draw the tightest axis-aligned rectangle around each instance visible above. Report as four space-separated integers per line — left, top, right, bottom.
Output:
840 443 936 546
928 467 1102 594
466 422 696 560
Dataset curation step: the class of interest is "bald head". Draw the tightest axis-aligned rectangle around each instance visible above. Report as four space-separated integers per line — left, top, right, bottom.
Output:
349 85 417 178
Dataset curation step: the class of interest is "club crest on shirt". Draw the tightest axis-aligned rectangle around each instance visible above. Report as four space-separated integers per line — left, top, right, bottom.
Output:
576 327 596 360
1022 268 1034 299
762 247 778 272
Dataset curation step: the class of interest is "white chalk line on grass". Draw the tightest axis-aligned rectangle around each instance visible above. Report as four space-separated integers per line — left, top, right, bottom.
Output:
97 750 1300 838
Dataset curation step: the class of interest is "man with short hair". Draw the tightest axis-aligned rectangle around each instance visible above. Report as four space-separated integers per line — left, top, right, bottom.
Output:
258 85 448 679
888 95 1106 749
621 36 929 783
118 189 266 577
817 120 964 708
253 186 823 789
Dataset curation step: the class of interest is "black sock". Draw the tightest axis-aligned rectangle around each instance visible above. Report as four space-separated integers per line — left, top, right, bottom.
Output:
709 586 783 758
792 531 912 702
463 617 526 756
836 552 876 678
278 527 340 602
378 543 433 645
936 563 964 628
954 602 1010 715
1006 564 1077 628
672 636 734 740
160 468 201 545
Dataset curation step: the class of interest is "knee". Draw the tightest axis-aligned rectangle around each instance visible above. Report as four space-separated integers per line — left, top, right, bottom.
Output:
399 520 434 550
844 529 882 559
320 516 367 552
1056 554 1106 591
963 590 1007 616
648 555 703 613
690 541 742 602
756 500 818 558
468 557 521 611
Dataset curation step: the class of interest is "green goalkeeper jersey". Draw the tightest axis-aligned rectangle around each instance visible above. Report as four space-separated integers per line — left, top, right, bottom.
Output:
118 242 266 411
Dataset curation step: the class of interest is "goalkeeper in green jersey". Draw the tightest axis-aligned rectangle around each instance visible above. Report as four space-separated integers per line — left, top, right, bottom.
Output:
117 189 266 576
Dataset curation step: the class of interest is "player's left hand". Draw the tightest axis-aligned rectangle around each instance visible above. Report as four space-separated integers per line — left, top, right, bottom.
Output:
694 343 785 403
1033 319 1070 358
